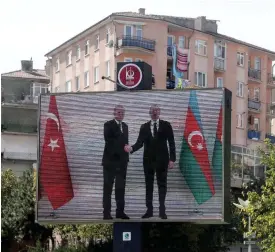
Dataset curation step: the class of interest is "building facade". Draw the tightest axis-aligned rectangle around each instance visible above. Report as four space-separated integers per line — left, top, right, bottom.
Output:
45 9 275 184
1 60 50 176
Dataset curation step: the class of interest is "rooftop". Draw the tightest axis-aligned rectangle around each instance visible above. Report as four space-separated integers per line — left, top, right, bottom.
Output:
45 9 275 57
1 69 49 80
1 60 49 81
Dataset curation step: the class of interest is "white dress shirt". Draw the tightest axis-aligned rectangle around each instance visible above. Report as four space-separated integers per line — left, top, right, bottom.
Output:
115 119 123 133
150 119 159 135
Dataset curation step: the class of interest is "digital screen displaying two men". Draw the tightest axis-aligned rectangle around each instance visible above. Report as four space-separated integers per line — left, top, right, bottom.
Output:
37 89 231 224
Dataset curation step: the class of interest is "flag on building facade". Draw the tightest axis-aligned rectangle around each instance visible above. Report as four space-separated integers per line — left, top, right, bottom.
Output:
39 95 74 210
212 104 223 180
179 91 216 204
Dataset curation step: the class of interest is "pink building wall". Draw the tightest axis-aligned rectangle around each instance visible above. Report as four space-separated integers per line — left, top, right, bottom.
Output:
47 15 275 148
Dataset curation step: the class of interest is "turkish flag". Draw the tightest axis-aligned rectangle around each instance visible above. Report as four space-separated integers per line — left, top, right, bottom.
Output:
39 95 74 210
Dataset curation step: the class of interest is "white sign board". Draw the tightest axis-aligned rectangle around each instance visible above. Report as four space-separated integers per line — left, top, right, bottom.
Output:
123 232 131 241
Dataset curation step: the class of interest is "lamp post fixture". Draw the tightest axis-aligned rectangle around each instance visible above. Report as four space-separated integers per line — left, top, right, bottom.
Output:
233 198 255 252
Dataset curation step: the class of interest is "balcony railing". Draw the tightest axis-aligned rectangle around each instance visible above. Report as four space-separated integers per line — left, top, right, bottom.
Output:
1 123 37 133
2 94 38 105
248 98 261 110
266 134 275 144
3 151 36 161
166 79 175 89
167 46 173 57
248 68 261 81
247 130 261 140
214 57 225 71
117 36 156 52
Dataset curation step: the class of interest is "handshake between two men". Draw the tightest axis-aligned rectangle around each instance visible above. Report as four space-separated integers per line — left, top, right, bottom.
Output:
124 144 175 169
102 104 176 220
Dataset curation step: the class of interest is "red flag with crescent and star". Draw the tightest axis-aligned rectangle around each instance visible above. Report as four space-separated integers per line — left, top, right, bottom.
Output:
179 90 215 205
39 95 74 210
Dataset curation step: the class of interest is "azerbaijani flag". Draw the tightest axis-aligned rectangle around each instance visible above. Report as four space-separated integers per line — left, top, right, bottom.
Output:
212 105 223 180
179 91 215 205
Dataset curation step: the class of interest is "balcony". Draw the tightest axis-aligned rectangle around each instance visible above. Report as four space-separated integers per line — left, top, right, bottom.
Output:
266 134 275 144
248 68 261 81
2 94 39 107
247 130 261 140
248 98 261 112
266 103 275 118
2 151 37 161
116 36 156 55
214 57 225 71
1 123 37 134
267 73 275 88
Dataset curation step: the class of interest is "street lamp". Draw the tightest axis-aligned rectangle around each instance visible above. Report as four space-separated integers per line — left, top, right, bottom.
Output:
233 198 255 252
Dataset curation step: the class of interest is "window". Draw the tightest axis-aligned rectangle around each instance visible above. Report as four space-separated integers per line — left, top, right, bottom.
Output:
95 35 100 50
194 72 207 87
65 80 72 92
237 114 244 128
32 83 48 97
214 42 226 58
75 76 80 91
66 50 72 66
135 58 142 62
84 71 89 87
254 88 260 101
195 40 207 56
178 36 185 49
237 52 244 67
85 40 90 55
167 35 174 46
55 86 60 93
76 45 81 61
237 81 244 97
136 25 142 39
124 25 133 37
255 57 261 70
55 58 60 72
105 61 110 77
94 66 99 83
254 118 260 131
217 77 223 88
124 58 132 62
106 28 110 44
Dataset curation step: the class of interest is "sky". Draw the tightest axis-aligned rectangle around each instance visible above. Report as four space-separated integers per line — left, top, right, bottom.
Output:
1 0 274 74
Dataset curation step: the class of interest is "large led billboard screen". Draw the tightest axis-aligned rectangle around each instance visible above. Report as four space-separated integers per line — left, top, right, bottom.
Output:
36 88 231 224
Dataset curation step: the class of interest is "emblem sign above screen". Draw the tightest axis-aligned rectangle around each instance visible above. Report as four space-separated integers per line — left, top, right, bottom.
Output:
37 88 231 224
116 62 153 91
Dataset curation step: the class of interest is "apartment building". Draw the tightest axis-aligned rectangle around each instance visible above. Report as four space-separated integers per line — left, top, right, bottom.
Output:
1 60 50 176
45 8 275 183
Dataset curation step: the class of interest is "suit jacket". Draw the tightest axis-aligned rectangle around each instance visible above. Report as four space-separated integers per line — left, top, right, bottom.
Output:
131 120 176 165
102 119 129 166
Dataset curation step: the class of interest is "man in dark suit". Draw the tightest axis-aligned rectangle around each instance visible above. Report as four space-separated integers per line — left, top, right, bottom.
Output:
102 105 130 220
124 105 176 219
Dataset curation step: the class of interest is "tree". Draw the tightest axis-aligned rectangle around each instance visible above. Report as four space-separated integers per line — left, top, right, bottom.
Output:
1 168 53 251
246 139 275 252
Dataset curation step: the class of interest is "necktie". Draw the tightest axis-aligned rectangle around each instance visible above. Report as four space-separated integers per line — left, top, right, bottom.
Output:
153 122 157 137
118 122 122 132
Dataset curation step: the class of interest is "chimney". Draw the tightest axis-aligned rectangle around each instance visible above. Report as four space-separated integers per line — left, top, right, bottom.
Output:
21 60 33 71
138 8 145 15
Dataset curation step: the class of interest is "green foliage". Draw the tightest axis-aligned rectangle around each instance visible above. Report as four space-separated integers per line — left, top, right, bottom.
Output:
1 168 35 241
245 139 275 252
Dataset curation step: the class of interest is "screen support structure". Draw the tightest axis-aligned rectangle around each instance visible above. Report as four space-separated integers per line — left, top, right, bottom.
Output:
113 222 142 252
112 75 142 252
